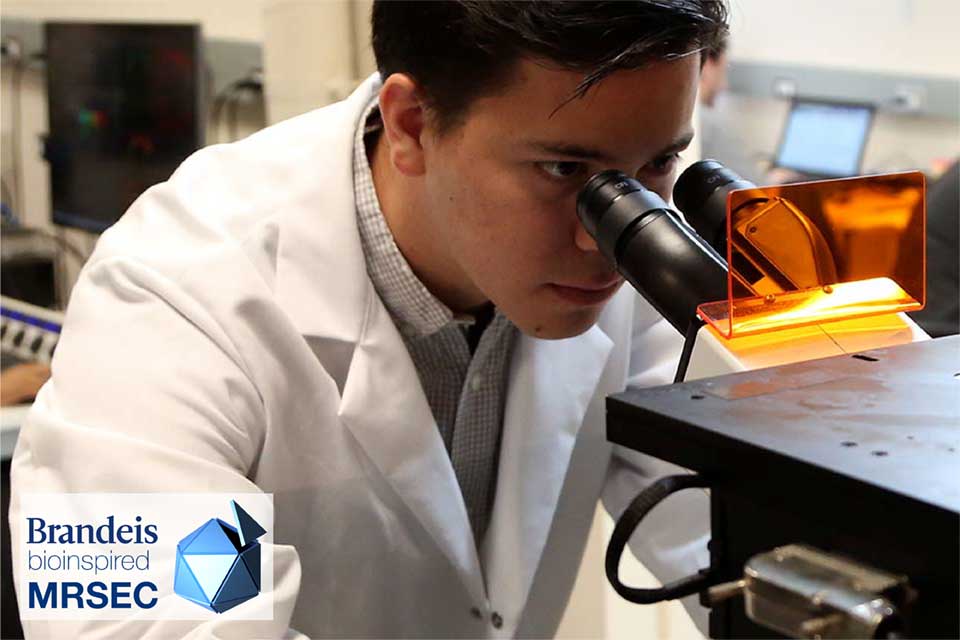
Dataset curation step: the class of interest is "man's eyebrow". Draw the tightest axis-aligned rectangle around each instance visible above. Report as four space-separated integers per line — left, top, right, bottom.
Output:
658 132 695 156
525 142 616 162
526 131 696 162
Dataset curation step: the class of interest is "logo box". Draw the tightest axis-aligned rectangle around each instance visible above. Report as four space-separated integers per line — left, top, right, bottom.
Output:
17 493 273 621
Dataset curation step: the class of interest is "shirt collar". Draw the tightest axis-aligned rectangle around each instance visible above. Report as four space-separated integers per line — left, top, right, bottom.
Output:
353 95 464 337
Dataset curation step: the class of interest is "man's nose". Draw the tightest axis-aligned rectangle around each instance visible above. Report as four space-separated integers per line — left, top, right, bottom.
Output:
574 219 600 253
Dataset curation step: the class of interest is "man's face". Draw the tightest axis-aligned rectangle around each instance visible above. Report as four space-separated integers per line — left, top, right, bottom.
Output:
419 56 700 339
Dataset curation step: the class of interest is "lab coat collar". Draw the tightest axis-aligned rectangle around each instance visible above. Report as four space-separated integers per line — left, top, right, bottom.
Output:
274 73 382 344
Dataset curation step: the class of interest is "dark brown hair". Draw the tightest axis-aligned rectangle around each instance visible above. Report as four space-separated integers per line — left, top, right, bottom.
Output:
372 1 729 134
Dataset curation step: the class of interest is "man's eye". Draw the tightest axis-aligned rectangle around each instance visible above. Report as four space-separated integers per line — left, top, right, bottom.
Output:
643 153 681 175
537 161 584 180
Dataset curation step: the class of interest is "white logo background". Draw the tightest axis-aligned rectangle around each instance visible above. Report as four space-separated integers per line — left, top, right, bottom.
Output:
18 493 274 621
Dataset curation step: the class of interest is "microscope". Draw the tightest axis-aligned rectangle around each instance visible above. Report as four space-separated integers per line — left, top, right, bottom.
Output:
577 161 957 639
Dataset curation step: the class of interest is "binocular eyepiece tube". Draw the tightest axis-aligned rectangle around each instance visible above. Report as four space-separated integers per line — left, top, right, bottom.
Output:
575 167 731 335
672 159 760 253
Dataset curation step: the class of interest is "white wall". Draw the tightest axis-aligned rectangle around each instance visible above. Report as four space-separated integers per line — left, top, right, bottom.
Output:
1 0 268 40
727 0 960 77
263 0 374 124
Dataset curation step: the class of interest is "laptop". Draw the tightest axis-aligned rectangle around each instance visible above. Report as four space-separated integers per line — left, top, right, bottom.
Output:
773 98 875 180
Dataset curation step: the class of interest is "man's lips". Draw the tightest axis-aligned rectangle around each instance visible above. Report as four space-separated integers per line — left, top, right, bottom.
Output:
547 277 624 305
557 277 623 291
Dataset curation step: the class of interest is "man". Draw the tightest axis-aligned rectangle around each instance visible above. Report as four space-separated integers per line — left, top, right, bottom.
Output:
11 2 727 637
699 37 729 109
697 36 775 185
0 362 50 407
908 159 959 337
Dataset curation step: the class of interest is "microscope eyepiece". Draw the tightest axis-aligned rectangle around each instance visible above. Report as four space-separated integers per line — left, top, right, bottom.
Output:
672 159 758 252
576 170 728 334
576 170 675 260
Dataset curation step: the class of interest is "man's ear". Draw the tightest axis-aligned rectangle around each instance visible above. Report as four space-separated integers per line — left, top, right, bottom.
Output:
378 74 427 177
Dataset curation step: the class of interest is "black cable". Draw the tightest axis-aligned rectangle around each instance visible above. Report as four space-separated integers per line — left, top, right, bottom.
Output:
203 62 216 124
212 82 245 143
1 177 16 223
210 74 263 143
228 82 264 142
3 43 45 224
8 50 25 222
228 90 240 142
22 225 90 266
605 474 713 604
210 88 235 143
674 316 705 383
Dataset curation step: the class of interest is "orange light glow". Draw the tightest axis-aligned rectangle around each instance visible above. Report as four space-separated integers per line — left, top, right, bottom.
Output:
699 277 920 336
697 172 925 338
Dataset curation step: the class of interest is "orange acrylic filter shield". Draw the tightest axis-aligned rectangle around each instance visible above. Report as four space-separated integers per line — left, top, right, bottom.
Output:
697 171 926 338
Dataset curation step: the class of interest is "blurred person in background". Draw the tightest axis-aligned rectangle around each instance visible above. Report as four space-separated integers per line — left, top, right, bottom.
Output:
0 362 50 406
699 35 728 108
696 35 766 183
909 158 959 336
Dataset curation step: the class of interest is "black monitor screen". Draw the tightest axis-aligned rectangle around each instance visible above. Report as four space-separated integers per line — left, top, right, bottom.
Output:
45 23 203 233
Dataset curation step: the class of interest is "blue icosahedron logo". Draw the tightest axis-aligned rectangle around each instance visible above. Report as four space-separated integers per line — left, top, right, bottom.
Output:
174 500 266 613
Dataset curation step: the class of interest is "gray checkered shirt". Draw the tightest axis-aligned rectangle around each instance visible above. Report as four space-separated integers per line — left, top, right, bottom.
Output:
353 96 518 547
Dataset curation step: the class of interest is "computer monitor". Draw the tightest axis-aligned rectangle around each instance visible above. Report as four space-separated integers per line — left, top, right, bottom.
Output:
44 23 203 233
773 98 874 179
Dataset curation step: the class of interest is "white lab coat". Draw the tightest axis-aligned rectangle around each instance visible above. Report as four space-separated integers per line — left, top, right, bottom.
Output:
10 75 708 639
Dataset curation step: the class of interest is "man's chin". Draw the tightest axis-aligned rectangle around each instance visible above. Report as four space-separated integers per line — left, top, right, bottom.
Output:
512 309 602 340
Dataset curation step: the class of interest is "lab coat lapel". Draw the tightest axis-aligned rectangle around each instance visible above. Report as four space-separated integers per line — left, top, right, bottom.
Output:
338 298 486 607
271 75 485 603
483 325 613 621
274 75 379 343
268 72 614 620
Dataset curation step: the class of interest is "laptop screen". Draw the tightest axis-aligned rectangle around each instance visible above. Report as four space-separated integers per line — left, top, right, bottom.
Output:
775 100 874 178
